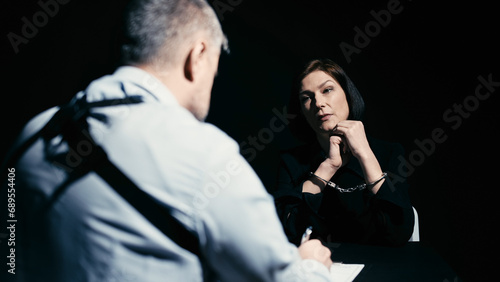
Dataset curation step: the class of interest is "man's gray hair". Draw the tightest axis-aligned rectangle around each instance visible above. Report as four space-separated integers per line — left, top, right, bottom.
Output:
121 0 228 67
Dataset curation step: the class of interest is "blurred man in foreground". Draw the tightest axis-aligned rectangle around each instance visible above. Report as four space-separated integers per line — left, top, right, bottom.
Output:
6 0 333 281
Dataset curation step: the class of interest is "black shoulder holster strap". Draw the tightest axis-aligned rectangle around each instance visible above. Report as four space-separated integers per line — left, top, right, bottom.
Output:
3 95 201 257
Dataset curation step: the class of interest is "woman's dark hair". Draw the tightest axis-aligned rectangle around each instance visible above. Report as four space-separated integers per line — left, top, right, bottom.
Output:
288 58 365 143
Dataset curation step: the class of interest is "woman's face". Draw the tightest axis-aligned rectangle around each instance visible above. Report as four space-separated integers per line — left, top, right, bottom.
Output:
299 70 350 136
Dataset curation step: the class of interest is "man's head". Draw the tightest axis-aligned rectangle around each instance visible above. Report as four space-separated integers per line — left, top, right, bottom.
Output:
121 0 228 121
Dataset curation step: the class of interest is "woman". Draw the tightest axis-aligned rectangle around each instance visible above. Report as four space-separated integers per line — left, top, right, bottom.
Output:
273 58 414 247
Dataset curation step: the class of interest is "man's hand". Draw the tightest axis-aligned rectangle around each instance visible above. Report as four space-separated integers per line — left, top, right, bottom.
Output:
298 239 333 268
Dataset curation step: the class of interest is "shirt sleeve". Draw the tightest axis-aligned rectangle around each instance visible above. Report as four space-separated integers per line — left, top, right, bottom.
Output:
193 127 332 282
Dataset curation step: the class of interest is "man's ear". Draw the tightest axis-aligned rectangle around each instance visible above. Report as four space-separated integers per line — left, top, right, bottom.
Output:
183 40 207 82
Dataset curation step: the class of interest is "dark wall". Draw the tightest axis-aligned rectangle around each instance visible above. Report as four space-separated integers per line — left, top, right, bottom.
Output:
1 0 498 280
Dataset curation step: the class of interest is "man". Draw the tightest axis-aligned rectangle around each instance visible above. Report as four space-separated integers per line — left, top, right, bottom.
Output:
8 0 333 281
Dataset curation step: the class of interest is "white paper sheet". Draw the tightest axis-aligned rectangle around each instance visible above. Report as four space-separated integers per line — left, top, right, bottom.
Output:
329 263 364 282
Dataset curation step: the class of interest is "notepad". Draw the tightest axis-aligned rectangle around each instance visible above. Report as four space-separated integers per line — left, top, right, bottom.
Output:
329 263 364 282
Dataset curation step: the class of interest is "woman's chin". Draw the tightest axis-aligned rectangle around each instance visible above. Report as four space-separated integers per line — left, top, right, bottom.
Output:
319 123 337 133
310 120 338 136
315 127 333 137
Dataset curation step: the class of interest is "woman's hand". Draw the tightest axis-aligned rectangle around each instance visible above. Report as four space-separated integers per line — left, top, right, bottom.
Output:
323 135 343 169
331 120 371 160
332 120 385 194
303 135 343 194
304 120 384 194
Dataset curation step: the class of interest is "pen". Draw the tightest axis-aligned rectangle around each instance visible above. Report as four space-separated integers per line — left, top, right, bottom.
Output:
300 226 313 245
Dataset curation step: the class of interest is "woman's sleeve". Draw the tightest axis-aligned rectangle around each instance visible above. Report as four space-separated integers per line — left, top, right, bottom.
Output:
362 142 415 246
273 153 327 246
273 143 415 247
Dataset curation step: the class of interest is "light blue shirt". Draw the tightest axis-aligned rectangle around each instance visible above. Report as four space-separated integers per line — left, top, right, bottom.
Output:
13 66 332 281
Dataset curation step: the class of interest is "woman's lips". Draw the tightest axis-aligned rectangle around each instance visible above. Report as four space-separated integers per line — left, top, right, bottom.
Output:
318 114 332 121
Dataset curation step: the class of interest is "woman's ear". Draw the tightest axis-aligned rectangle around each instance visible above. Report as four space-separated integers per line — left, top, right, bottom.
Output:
183 40 207 83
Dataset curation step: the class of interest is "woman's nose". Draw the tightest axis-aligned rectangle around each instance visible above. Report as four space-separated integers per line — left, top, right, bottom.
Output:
314 94 325 109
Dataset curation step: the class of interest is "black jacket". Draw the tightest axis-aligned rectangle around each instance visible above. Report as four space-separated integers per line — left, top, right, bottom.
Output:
273 136 414 247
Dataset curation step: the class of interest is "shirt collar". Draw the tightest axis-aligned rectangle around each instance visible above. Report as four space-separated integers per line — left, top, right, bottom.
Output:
113 66 178 106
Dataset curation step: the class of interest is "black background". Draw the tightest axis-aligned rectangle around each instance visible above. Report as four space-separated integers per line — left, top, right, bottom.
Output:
1 0 498 281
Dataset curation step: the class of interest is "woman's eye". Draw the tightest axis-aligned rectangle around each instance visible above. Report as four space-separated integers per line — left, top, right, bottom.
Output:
300 96 310 103
323 87 333 94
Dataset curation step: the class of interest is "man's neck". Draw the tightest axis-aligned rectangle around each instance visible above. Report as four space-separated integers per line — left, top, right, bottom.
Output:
136 64 192 109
